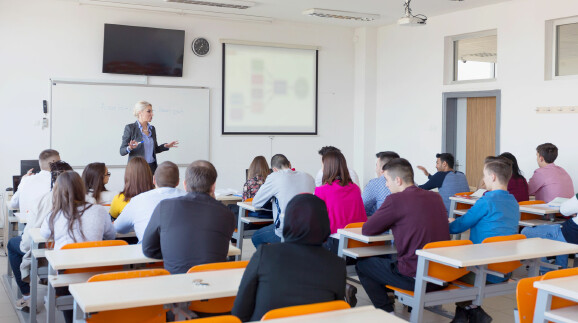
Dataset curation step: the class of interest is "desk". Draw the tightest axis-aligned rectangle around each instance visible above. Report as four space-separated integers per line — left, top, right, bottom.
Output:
232 201 273 260
408 238 578 323
336 227 394 258
70 268 245 322
216 195 242 206
534 276 578 323
253 305 407 323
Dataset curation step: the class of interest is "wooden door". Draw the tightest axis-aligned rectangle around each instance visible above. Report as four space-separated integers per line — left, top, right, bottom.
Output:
465 97 496 187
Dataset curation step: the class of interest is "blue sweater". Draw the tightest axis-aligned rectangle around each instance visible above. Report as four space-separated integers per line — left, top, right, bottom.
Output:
449 190 520 244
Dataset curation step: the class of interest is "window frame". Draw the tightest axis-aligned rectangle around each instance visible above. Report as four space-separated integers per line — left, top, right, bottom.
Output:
546 16 578 80
444 29 498 85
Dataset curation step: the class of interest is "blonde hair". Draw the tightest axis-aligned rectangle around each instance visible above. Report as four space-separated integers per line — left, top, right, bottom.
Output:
134 101 152 117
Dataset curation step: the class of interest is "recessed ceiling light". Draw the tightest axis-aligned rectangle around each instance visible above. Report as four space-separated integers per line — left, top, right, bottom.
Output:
302 8 380 22
164 0 255 10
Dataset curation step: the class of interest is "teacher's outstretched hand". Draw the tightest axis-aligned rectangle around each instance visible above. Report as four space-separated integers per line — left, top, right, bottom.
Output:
120 101 178 174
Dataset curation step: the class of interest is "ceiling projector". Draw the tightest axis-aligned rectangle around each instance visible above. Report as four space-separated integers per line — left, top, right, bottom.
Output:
398 15 426 26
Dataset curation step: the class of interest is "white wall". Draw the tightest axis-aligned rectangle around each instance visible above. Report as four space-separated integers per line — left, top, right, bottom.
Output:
376 0 578 190
0 0 356 193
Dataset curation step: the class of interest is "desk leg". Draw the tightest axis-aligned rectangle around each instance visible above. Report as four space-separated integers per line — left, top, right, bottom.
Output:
410 257 429 323
47 277 56 323
72 300 86 323
235 206 245 261
472 266 488 306
533 289 552 323
30 249 38 323
527 258 540 277
448 200 462 240
337 235 348 258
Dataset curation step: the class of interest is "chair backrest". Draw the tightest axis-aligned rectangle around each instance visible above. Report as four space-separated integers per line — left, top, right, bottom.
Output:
86 269 169 323
179 315 242 323
482 234 526 274
261 300 350 320
88 269 170 282
516 275 542 323
542 268 578 311
61 240 129 274
187 261 249 273
518 200 546 205
423 240 473 282
186 261 249 314
454 191 475 211
454 192 473 197
344 222 385 248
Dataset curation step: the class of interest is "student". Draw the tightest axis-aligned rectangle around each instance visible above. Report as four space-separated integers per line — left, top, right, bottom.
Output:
114 161 186 242
417 153 470 213
141 160 235 274
355 158 449 313
528 143 574 202
315 150 366 252
250 154 315 248
109 156 154 219
242 156 273 218
40 171 116 250
499 152 529 202
314 146 359 187
9 149 60 216
362 151 399 216
232 194 346 322
521 193 578 270
7 160 70 312
82 162 117 205
449 156 520 322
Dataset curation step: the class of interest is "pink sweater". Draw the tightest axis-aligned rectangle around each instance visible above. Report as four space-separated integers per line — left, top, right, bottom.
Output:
315 181 367 234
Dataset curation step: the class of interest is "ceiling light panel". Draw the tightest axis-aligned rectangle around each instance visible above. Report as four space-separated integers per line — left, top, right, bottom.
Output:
302 8 380 22
164 0 255 10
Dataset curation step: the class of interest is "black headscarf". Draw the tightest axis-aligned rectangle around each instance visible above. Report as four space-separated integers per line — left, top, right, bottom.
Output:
282 194 330 245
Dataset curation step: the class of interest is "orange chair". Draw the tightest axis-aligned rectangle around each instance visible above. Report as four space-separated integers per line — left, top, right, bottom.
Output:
177 316 241 323
343 222 385 249
519 200 546 220
61 240 128 274
541 268 578 312
186 261 249 315
260 300 350 320
482 234 526 274
454 192 474 214
86 269 170 323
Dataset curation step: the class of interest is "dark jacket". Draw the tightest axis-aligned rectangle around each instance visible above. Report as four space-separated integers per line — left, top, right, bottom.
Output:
119 121 168 161
231 194 346 322
141 192 235 274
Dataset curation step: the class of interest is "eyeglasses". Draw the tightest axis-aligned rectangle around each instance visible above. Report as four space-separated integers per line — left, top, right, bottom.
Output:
105 172 111 176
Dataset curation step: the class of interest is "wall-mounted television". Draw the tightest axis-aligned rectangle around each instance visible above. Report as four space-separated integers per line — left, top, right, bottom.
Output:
103 24 185 77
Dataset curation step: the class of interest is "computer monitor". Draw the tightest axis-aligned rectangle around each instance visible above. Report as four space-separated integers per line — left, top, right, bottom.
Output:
12 175 22 192
21 160 40 175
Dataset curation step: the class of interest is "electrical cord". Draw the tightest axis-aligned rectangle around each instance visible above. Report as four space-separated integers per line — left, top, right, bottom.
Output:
403 0 428 23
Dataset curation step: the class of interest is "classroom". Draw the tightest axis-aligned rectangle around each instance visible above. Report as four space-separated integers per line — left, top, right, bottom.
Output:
2 0 578 322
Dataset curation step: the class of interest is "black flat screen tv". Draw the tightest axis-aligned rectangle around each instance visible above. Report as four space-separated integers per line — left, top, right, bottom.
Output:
103 24 185 77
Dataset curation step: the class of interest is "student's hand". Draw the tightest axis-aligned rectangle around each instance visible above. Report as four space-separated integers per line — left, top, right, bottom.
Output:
165 141 179 149
448 218 456 223
417 166 429 177
22 168 34 178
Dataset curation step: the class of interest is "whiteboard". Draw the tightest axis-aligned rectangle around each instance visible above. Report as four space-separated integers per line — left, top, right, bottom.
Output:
50 81 210 167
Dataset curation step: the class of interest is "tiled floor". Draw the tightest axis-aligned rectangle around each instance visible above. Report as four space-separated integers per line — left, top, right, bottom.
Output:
2 238 562 323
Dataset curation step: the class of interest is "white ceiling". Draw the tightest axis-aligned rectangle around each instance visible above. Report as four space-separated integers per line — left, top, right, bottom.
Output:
78 0 512 26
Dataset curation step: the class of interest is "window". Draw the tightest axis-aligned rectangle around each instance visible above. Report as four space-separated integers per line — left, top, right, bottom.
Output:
556 23 578 76
444 30 497 84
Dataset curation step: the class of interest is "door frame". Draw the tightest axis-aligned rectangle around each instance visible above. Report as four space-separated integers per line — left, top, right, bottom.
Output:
442 90 502 158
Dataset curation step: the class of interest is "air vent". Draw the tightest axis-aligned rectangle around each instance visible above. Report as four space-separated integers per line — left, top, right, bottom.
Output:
164 0 255 10
302 8 380 22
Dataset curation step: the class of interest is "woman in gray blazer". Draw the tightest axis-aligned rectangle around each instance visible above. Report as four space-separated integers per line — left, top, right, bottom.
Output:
119 101 178 174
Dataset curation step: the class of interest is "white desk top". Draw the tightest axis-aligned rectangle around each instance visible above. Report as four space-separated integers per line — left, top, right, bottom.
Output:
519 204 560 215
69 268 245 313
29 228 140 244
253 306 406 323
216 195 243 202
449 196 479 205
337 227 393 243
237 201 267 212
416 238 578 268
534 276 578 302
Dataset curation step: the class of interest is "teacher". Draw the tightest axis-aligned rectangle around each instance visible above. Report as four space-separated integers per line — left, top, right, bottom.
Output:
119 101 178 174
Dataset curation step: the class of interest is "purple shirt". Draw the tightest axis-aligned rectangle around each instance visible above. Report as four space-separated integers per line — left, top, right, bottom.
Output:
315 181 367 234
508 176 529 202
362 185 450 277
528 163 574 202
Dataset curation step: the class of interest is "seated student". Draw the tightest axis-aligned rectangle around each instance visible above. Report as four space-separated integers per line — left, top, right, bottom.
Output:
315 150 366 252
114 161 186 242
355 158 449 313
242 155 272 218
82 162 117 205
499 152 529 202
142 160 235 274
314 146 359 187
417 153 470 213
109 156 154 219
7 159 70 312
449 156 520 322
251 154 315 248
528 143 574 202
521 193 578 270
231 194 346 322
362 151 399 216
